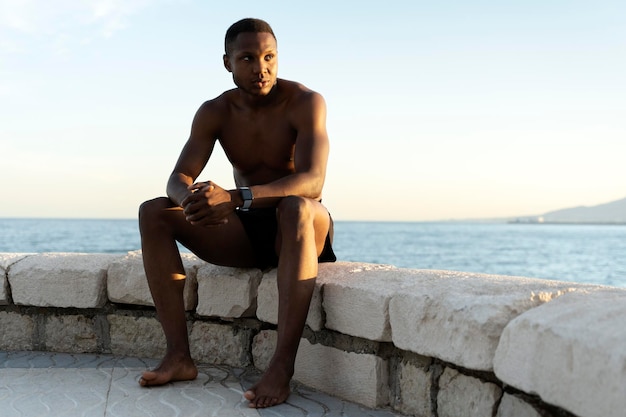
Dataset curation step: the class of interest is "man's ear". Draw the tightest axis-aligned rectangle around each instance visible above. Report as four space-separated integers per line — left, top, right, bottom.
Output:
223 54 232 72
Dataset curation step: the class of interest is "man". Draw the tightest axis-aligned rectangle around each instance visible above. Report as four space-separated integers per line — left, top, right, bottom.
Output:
137 18 336 409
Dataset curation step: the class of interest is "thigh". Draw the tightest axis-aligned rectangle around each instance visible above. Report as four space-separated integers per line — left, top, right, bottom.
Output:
154 199 258 268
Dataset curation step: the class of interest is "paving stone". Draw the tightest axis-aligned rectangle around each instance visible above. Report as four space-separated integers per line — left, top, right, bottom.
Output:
106 363 259 417
107 250 201 310
196 264 262 318
493 289 626 417
9 253 117 308
389 270 595 370
437 367 501 417
0 312 34 351
0 351 404 417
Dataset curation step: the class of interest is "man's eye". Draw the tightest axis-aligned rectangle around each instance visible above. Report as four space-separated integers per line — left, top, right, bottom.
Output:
242 56 251 61
265 55 274 61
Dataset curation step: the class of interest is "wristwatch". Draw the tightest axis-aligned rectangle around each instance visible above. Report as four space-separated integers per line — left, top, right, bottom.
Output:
238 187 253 211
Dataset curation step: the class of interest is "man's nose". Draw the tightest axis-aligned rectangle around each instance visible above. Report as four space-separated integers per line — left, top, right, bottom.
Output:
253 59 267 74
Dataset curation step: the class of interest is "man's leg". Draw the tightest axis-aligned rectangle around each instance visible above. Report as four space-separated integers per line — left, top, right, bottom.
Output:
244 196 331 408
138 197 257 386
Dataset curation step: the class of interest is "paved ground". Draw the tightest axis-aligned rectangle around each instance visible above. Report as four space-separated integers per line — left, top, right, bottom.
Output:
0 351 404 417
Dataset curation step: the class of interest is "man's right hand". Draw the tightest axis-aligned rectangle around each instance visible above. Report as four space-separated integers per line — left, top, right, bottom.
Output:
180 181 235 226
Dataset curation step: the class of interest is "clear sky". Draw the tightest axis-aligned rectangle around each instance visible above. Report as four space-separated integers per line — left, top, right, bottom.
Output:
1 0 624 221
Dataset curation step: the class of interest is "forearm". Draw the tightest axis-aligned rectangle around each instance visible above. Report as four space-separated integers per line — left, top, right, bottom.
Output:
241 172 325 208
166 172 194 207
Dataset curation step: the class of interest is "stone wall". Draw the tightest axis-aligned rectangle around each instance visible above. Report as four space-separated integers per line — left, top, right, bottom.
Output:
1 251 625 417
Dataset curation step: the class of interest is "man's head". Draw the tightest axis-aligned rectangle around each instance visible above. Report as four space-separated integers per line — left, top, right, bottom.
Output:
224 18 276 57
223 18 279 97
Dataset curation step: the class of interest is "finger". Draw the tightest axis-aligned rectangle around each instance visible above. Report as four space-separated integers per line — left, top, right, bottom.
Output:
188 181 209 192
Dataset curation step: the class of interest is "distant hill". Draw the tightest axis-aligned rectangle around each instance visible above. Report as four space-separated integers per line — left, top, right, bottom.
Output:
512 197 626 224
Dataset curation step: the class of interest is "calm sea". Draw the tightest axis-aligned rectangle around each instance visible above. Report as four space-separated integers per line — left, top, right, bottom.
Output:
1 218 625 288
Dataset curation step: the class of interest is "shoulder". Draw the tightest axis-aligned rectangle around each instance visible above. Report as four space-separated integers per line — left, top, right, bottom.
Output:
196 89 236 116
190 90 239 133
280 79 324 101
279 79 326 114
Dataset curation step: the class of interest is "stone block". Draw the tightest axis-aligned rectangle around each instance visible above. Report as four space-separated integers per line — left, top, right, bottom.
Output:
0 253 32 270
189 321 251 367
107 250 201 310
44 315 98 353
251 329 277 371
0 311 34 350
389 270 595 370
108 314 166 358
196 264 261 318
321 262 420 341
396 358 432 417
437 367 501 417
493 289 626 417
293 339 389 409
496 394 541 417
256 269 324 331
9 253 117 308
0 253 31 305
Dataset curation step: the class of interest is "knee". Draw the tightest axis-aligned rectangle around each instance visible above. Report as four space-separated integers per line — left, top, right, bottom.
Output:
138 197 173 229
277 196 314 230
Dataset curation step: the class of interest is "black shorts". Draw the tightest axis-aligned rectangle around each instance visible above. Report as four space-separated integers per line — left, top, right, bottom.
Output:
235 207 337 270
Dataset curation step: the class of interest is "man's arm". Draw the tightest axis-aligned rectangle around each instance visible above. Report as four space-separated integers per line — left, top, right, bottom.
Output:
245 91 330 206
166 100 219 206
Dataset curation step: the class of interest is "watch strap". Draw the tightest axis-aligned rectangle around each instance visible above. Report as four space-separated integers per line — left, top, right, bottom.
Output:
239 187 253 211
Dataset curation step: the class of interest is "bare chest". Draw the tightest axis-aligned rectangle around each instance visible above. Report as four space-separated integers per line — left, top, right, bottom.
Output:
219 110 297 178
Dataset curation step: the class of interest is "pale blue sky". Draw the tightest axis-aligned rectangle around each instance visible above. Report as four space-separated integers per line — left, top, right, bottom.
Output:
1 0 624 221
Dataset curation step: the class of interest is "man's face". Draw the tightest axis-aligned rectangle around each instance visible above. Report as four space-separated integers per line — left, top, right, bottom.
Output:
224 32 278 97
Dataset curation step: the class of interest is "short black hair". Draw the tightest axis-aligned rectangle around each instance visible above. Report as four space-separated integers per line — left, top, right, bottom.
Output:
224 18 276 56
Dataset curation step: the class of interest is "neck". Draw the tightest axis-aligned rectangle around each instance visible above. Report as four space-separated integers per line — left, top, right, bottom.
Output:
240 80 280 107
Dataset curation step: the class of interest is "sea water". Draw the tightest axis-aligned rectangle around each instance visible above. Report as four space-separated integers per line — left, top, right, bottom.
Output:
1 218 624 287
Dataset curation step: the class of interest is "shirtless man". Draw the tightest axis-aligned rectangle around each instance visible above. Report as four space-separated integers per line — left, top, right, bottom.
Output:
137 18 336 409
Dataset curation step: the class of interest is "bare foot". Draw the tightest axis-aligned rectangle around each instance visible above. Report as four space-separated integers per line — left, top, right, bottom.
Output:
139 352 198 387
244 364 292 408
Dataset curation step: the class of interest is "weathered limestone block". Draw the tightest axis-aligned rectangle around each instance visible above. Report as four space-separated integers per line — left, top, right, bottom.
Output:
44 315 98 353
0 253 31 269
10 253 117 308
0 253 31 305
256 268 324 331
189 321 251 366
107 250 201 310
389 270 594 370
396 358 433 417
495 394 541 417
293 339 389 409
321 262 421 341
108 315 166 358
251 329 277 371
493 289 626 417
437 367 502 417
0 311 34 350
196 264 261 318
